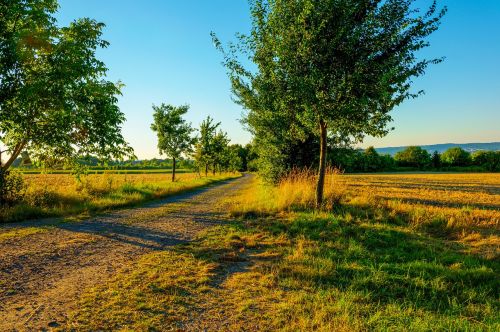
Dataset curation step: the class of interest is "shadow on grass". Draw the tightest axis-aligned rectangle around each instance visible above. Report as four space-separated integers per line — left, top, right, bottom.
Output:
249 212 499 322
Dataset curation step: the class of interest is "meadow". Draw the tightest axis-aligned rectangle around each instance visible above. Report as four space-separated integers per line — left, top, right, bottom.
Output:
0 172 240 223
67 172 500 331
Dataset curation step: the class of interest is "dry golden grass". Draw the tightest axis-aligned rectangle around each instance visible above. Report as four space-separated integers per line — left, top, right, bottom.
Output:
23 172 202 193
227 167 347 215
228 171 499 258
66 172 500 331
1 172 240 223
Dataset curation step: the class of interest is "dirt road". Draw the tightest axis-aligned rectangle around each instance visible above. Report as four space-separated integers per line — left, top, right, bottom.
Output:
0 174 251 331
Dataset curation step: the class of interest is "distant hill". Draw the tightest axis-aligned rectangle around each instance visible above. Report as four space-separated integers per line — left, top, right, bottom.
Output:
374 142 500 156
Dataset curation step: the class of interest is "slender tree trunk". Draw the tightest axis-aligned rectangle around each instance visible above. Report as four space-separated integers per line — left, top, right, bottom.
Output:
212 163 216 176
171 157 176 182
315 120 328 209
205 164 208 177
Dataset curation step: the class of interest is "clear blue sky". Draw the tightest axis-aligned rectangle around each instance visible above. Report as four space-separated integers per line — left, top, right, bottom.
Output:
56 0 500 159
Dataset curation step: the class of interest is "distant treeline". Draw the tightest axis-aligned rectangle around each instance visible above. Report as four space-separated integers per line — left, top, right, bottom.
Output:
10 156 196 170
330 146 499 173
11 145 498 174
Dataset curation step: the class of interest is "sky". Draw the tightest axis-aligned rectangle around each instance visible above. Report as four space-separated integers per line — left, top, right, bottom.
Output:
55 0 500 159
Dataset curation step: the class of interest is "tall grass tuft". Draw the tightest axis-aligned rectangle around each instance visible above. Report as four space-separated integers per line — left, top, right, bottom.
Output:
276 167 346 211
229 167 346 217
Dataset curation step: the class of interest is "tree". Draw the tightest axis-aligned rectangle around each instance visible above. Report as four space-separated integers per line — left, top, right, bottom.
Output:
210 130 230 175
151 104 195 182
394 146 431 169
472 151 499 171
214 0 446 207
363 147 382 172
441 147 470 166
431 150 441 169
0 0 133 171
227 145 243 173
194 116 220 176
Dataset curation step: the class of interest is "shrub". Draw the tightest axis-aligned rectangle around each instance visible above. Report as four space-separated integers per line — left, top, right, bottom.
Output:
0 169 26 206
24 187 60 208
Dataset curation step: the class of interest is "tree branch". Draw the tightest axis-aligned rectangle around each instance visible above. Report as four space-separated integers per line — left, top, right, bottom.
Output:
1 140 27 170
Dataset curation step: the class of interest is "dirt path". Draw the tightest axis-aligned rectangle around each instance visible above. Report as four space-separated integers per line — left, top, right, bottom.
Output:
0 174 252 331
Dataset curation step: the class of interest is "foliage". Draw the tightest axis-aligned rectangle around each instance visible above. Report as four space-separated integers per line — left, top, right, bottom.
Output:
214 0 446 205
472 150 500 171
194 116 220 176
151 103 195 181
431 150 441 168
0 169 25 205
0 0 134 171
193 117 243 175
394 146 431 168
211 130 230 174
441 147 471 166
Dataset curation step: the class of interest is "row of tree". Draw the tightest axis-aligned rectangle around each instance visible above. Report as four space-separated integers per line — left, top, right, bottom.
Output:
150 104 246 181
330 146 500 172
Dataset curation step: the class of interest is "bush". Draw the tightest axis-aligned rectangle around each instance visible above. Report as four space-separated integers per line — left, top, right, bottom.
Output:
441 147 471 166
0 169 26 206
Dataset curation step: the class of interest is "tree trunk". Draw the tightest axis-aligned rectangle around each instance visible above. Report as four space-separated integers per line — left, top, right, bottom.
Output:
212 163 216 176
205 164 208 177
315 120 328 209
171 157 176 182
1 140 26 170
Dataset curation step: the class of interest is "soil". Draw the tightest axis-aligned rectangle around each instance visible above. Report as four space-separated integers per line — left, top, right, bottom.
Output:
0 174 252 331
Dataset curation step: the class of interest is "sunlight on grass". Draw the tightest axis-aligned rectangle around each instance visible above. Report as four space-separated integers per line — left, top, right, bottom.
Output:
0 226 50 243
0 173 240 223
67 250 217 331
64 173 499 331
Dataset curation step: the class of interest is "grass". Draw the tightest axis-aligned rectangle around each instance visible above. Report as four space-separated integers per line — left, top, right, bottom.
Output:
67 250 217 331
0 172 240 223
0 226 51 242
17 168 194 174
65 171 499 331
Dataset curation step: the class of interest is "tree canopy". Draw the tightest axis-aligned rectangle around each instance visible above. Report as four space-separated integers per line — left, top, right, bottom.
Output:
151 103 195 181
214 0 446 207
0 0 133 170
394 146 431 169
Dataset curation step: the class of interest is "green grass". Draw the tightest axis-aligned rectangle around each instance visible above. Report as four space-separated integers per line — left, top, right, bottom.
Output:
65 210 499 331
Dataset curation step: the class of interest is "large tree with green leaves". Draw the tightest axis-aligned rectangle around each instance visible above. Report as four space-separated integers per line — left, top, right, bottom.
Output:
151 104 195 182
214 0 446 207
394 146 431 169
0 0 133 170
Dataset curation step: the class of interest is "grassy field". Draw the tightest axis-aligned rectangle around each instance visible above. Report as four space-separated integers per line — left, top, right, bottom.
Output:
66 172 499 331
16 168 193 174
0 172 240 223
